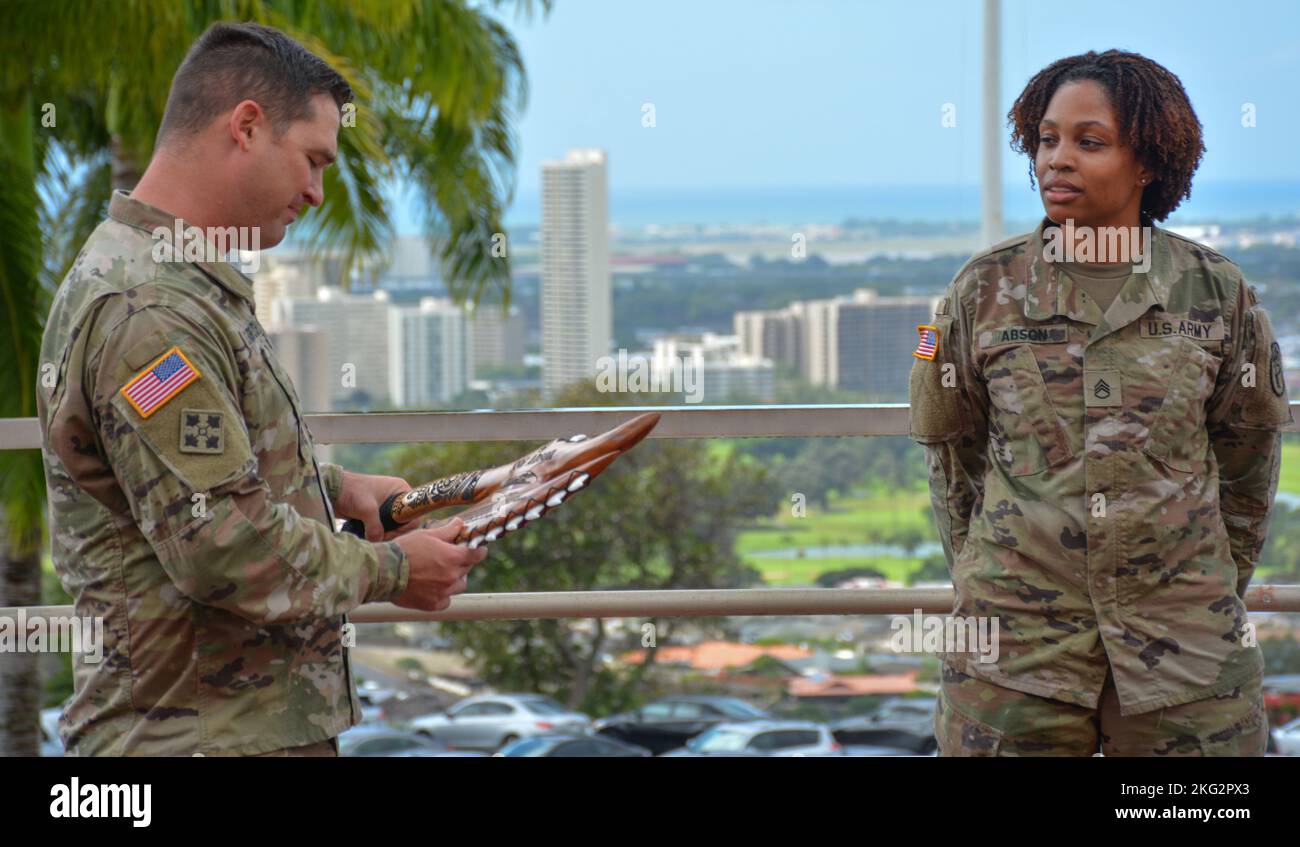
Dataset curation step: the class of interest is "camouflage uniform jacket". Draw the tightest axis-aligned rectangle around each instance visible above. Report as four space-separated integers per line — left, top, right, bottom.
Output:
37 190 410 755
908 213 1293 716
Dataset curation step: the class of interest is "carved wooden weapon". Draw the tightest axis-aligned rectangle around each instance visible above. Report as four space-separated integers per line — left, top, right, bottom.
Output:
341 412 661 547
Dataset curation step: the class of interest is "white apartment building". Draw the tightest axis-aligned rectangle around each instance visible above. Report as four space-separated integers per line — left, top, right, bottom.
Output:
388 297 472 408
274 287 392 406
652 332 775 403
540 148 611 400
264 325 330 413
466 301 526 375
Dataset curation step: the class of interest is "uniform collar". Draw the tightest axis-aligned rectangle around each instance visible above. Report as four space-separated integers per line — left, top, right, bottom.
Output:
108 189 257 306
1024 210 1174 343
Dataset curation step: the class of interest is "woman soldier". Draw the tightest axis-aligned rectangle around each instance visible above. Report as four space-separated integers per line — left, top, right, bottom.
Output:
908 49 1292 756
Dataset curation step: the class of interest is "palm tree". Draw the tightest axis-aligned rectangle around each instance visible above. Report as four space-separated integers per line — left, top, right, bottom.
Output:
0 0 548 756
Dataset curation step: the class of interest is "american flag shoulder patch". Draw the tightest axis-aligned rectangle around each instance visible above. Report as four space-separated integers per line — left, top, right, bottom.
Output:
120 347 201 419
913 325 940 361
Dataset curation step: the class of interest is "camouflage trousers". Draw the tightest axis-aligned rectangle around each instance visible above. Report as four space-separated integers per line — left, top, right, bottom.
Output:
247 737 339 757
936 663 1267 757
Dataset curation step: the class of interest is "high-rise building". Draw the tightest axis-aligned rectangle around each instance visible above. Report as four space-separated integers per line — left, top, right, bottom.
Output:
467 301 526 376
253 257 316 326
388 297 472 408
801 297 840 387
378 235 441 291
265 325 330 413
652 332 774 403
735 306 804 376
853 294 936 400
734 289 941 399
540 148 611 401
274 287 392 407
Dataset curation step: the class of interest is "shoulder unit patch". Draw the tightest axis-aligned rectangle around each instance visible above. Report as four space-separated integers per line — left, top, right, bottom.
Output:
180 409 225 454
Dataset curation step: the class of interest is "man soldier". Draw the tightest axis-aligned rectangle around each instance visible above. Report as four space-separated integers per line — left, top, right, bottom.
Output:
37 22 486 756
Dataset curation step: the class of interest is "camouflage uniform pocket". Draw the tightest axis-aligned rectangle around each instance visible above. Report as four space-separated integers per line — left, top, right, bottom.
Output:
1142 338 1219 473
1109 682 1268 757
985 344 1073 476
935 685 1005 756
1198 698 1268 757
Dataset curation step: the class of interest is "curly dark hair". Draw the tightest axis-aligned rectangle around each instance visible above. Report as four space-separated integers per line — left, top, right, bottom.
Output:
1007 50 1205 222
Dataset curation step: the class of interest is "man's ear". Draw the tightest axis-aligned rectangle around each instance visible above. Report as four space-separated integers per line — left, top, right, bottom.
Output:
228 99 265 150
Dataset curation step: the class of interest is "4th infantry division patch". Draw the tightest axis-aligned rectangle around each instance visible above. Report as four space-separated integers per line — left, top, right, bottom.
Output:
180 409 224 454
120 347 201 418
913 325 940 360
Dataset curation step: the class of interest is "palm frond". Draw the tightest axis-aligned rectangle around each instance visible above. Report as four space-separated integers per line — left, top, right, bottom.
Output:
0 92 51 546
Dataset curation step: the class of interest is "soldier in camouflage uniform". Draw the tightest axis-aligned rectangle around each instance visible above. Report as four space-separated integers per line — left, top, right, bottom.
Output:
908 52 1291 755
36 23 482 756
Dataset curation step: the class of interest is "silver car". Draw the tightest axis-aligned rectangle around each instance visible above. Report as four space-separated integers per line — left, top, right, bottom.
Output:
661 720 842 757
338 725 486 757
408 694 592 751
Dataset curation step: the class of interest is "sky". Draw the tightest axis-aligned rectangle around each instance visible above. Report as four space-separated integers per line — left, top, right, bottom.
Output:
482 0 1300 203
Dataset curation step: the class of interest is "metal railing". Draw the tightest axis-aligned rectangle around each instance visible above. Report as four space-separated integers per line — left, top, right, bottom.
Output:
0 403 918 449
6 583 1298 622
3 403 1298 617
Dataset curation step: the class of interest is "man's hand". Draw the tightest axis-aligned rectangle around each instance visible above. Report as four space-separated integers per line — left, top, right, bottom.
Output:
335 470 420 542
393 519 488 611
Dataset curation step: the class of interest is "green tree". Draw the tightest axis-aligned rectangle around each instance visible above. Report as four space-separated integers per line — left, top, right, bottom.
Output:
383 385 781 713
0 87 45 757
0 0 546 756
912 554 950 584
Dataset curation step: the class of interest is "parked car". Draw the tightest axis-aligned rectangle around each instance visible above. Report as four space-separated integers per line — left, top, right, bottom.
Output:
358 680 407 705
593 696 771 755
830 697 937 754
837 744 932 757
495 734 652 757
1272 716 1300 756
38 706 64 757
661 721 841 757
338 725 485 757
408 694 591 751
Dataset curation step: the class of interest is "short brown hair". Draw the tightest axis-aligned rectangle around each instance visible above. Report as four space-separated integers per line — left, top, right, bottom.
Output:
1008 50 1205 222
157 21 353 144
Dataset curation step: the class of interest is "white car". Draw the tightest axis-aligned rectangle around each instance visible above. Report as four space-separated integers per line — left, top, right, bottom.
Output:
1272 716 1300 756
408 694 592 751
661 721 843 757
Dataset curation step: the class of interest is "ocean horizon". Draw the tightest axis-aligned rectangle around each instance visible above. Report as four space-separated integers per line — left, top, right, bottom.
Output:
390 178 1300 233
508 179 1300 229
361 179 1300 236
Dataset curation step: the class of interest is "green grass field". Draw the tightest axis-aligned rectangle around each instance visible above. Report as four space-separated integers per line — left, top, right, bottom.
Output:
1278 438 1300 494
745 554 925 586
740 435 1300 586
736 491 933 555
737 490 935 585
